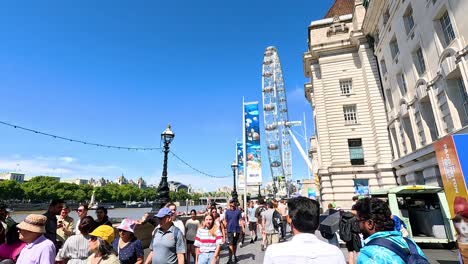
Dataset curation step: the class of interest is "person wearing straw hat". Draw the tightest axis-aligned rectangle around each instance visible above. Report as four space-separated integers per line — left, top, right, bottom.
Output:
87 225 119 264
112 218 143 264
16 214 56 264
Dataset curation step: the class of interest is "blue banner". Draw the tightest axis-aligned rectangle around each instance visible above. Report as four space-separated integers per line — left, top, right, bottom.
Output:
244 102 262 185
353 179 369 196
236 142 245 189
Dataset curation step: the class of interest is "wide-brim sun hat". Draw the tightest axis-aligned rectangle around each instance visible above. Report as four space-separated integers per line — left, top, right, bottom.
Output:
89 225 115 244
17 214 47 234
117 218 136 233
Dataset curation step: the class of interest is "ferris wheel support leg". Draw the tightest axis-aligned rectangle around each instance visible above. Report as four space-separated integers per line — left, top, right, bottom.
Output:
286 127 322 202
286 127 314 173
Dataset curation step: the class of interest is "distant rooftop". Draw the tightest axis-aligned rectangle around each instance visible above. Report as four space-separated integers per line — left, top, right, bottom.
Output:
324 0 355 18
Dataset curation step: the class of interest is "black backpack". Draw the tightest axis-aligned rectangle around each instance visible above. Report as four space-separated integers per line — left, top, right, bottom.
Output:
367 237 429 264
339 212 358 242
255 206 267 221
272 210 282 231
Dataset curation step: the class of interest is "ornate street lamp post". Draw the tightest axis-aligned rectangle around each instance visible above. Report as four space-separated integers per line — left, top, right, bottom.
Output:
231 162 239 203
258 185 262 200
154 124 175 210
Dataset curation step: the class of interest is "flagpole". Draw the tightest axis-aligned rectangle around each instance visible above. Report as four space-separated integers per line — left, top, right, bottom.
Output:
242 97 248 208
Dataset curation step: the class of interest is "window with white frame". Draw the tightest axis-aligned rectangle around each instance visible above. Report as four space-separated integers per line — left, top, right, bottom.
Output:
403 6 415 34
343 105 358 124
380 59 388 76
348 138 364 165
383 9 390 26
390 37 400 60
398 73 408 95
385 89 394 109
440 11 456 45
340 79 353 95
457 78 468 121
413 47 426 75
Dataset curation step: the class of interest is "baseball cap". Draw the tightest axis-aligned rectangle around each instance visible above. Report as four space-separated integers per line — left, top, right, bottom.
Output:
89 225 115 244
155 207 172 218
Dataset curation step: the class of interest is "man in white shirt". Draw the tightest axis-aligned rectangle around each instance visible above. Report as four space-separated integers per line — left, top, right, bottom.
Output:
167 203 186 236
263 197 346 264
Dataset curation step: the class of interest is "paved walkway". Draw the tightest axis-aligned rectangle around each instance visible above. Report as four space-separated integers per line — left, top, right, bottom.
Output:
145 229 460 264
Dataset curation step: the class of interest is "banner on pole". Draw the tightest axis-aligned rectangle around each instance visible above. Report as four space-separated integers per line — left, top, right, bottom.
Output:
434 134 468 217
434 134 468 262
353 179 369 196
236 142 245 189
244 102 262 185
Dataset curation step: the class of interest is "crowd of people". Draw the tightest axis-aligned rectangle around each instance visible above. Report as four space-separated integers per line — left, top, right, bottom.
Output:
0 200 145 264
0 195 432 264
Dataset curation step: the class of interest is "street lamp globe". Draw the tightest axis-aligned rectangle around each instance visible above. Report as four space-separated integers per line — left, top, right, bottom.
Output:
161 125 175 144
231 161 238 171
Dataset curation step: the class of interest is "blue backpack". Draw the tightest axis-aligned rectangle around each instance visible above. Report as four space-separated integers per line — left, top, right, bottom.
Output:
367 237 429 264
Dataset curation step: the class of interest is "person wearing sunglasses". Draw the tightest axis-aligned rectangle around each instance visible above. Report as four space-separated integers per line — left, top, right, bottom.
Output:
74 204 89 235
87 225 119 264
112 218 143 264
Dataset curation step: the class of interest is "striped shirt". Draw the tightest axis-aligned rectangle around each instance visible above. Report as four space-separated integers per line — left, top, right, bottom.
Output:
194 226 222 253
58 234 91 264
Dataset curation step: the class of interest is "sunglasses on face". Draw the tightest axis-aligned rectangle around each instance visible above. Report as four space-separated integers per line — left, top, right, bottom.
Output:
77 209 84 212
89 236 98 241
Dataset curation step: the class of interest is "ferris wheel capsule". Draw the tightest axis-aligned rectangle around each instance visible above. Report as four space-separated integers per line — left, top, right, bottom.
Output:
261 46 292 197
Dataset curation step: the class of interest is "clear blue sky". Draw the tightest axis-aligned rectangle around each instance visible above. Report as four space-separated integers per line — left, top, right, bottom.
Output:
0 0 334 191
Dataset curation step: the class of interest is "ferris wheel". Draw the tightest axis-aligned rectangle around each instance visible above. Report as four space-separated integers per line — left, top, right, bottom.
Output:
261 46 293 195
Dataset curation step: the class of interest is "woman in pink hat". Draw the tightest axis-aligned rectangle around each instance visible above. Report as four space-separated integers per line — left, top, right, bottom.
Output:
112 218 143 264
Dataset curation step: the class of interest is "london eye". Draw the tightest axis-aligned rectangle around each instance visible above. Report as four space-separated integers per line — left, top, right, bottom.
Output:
261 46 292 196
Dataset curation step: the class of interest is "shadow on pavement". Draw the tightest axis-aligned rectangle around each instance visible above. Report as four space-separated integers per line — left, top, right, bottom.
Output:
237 253 256 261
437 261 459 264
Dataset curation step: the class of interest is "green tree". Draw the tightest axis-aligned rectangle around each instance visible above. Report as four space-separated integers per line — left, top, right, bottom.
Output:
94 186 111 202
21 176 60 201
0 180 24 200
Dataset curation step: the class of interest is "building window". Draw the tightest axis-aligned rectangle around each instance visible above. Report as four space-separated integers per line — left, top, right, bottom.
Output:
457 78 468 121
403 6 415 34
348 138 364 165
340 79 353 95
413 47 426 75
390 37 400 61
383 9 390 26
415 171 426 185
398 74 408 95
440 11 456 45
385 89 394 109
380 59 388 76
343 105 358 124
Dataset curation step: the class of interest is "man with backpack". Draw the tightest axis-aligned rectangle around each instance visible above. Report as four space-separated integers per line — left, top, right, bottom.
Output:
354 197 428 264
261 201 281 251
339 209 361 264
255 199 267 249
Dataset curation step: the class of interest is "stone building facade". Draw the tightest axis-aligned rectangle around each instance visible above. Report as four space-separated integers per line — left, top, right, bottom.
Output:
303 0 396 208
363 0 468 186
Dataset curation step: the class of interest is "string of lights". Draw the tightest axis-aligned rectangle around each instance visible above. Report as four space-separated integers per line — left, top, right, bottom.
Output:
170 151 230 178
0 119 229 178
0 120 160 151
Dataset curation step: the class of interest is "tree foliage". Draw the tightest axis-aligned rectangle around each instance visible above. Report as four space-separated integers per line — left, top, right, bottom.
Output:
0 180 24 200
1 176 204 203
